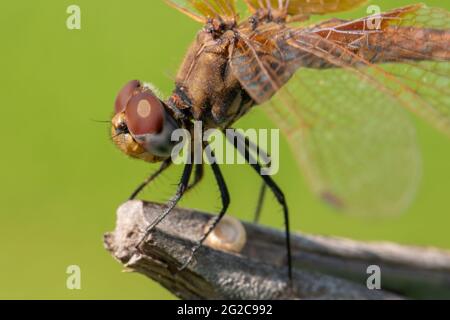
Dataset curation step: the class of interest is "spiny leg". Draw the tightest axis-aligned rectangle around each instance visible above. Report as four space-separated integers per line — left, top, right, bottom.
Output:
186 163 204 193
136 162 193 249
179 150 230 271
227 133 293 281
254 183 267 223
233 129 272 167
232 129 271 223
245 158 293 280
129 158 172 200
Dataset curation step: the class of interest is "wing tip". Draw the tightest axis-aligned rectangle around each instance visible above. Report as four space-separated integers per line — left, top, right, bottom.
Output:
165 0 207 23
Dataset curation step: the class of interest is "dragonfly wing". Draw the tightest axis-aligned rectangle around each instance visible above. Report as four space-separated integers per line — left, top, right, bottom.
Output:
300 4 450 136
266 67 421 216
231 5 450 215
231 22 289 103
231 35 422 215
166 0 237 23
233 4 450 135
243 0 366 15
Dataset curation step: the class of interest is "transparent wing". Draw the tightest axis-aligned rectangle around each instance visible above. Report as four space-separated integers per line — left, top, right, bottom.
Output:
231 4 450 215
233 5 450 135
243 0 366 15
266 68 421 216
166 0 237 23
300 4 450 136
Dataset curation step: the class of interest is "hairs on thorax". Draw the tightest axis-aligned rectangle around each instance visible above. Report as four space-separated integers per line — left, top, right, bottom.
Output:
142 82 166 101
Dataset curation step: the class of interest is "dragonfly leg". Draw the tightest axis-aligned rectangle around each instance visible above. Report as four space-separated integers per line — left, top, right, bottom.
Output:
227 133 293 281
179 151 230 271
129 158 172 200
254 182 267 223
249 165 292 281
135 162 193 250
232 130 271 223
186 163 204 193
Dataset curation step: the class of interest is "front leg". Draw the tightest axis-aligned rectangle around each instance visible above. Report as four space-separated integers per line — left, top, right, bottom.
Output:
129 158 172 200
186 163 204 193
179 149 230 271
136 162 194 249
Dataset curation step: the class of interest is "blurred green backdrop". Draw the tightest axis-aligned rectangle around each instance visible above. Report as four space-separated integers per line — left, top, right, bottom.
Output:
0 0 449 299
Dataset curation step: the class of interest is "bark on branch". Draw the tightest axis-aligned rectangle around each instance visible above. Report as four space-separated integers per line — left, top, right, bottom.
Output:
104 200 450 300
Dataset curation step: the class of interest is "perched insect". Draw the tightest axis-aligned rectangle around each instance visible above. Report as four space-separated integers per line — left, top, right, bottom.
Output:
111 0 450 280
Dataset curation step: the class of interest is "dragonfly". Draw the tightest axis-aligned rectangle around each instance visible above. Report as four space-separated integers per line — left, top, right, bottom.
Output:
111 0 450 280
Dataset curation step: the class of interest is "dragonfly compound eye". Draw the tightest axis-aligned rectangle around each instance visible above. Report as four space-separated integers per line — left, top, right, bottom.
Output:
125 91 164 136
115 80 141 114
125 89 179 158
204 216 247 254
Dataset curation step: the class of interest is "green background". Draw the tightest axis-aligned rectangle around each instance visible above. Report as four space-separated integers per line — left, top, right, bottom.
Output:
0 0 449 299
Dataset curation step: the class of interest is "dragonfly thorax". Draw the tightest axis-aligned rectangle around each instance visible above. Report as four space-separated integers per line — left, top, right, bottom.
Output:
168 29 254 130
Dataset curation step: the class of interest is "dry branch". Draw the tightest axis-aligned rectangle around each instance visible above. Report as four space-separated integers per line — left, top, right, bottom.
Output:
104 200 450 300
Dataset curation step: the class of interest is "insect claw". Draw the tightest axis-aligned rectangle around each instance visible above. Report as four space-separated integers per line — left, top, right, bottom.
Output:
177 260 190 272
135 225 156 253
135 237 146 252
134 242 144 255
178 247 198 272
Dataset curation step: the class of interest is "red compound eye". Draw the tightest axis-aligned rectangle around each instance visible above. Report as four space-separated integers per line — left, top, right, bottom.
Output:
114 80 140 114
125 90 164 135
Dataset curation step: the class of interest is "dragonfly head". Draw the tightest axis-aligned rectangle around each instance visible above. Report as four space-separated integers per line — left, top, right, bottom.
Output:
111 80 179 163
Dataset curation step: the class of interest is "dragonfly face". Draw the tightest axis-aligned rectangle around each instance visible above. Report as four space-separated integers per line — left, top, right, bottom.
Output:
111 80 180 163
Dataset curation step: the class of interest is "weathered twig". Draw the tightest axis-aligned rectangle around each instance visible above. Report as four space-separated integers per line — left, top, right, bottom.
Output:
104 201 450 300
